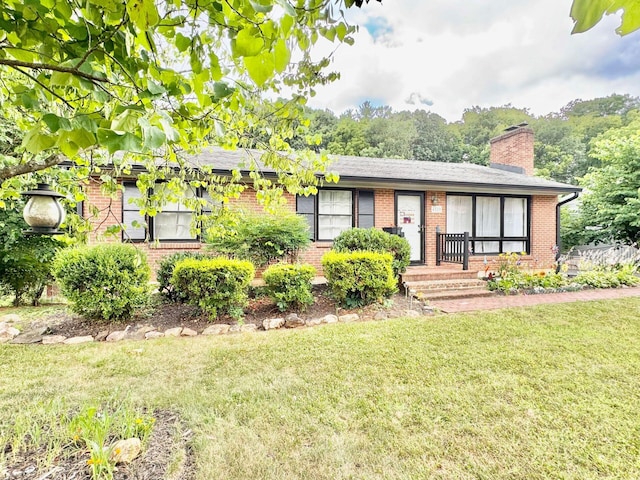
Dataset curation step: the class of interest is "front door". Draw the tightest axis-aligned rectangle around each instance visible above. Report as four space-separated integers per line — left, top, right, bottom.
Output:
396 193 424 263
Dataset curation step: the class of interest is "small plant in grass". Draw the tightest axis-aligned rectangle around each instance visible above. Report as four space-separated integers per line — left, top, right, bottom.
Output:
157 251 209 302
53 244 151 321
172 257 255 319
263 263 316 311
3 399 155 480
68 404 155 480
322 251 397 308
332 228 411 277
70 406 116 480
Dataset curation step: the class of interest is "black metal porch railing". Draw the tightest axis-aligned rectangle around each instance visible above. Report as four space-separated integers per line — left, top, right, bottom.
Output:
436 231 470 270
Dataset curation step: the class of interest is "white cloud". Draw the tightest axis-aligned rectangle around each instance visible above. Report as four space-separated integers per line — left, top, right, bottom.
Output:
306 0 640 121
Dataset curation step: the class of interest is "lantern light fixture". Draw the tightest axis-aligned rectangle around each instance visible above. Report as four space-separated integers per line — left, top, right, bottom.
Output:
21 183 66 235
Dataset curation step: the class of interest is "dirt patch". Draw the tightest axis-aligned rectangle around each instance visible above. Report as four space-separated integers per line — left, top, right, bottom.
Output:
41 285 424 339
2 410 195 480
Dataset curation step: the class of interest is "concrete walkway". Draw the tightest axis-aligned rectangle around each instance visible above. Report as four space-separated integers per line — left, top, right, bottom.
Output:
431 286 640 313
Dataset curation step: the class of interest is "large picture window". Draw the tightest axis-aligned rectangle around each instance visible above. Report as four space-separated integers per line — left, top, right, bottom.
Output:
297 189 374 241
446 194 529 254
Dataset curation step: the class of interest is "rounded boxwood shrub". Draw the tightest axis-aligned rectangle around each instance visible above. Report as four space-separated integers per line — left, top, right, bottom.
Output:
206 210 310 267
263 263 316 312
332 228 410 277
171 257 255 319
53 244 151 321
157 251 210 302
321 250 397 308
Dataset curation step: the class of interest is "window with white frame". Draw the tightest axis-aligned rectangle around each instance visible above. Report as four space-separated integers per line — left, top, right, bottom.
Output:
318 190 353 240
153 185 197 241
446 194 529 254
296 189 374 241
122 182 214 241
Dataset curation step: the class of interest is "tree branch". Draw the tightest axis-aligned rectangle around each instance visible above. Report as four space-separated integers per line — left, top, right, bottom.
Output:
0 154 65 181
0 59 109 84
13 67 74 109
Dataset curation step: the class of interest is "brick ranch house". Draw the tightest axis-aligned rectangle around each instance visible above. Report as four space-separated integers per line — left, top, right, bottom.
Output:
83 124 581 277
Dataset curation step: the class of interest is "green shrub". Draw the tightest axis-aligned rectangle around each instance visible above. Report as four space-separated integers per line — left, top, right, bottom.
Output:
616 264 640 286
206 210 310 267
263 263 316 312
332 228 410 277
157 251 209 302
171 257 255 319
573 270 621 289
0 207 64 306
53 244 151 321
322 251 397 308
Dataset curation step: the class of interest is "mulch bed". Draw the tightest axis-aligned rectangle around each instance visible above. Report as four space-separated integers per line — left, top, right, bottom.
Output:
42 285 420 339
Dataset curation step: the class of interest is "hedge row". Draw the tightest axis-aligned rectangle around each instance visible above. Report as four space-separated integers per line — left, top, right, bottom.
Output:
51 228 408 321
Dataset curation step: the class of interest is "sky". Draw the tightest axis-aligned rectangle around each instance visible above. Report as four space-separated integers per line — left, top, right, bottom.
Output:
306 0 640 122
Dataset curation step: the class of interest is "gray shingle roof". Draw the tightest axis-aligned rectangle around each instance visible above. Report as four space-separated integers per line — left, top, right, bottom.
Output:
190 147 581 195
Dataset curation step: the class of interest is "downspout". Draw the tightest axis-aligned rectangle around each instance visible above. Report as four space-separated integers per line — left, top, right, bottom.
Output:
556 192 579 252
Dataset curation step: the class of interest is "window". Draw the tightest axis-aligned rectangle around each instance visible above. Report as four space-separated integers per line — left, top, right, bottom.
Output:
318 190 353 240
446 194 529 254
297 189 374 241
153 185 196 241
122 183 213 242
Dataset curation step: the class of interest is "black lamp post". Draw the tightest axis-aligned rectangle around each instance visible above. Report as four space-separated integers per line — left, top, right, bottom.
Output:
21 183 66 235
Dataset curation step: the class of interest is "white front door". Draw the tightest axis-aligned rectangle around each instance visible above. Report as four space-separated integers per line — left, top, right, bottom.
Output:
397 193 424 263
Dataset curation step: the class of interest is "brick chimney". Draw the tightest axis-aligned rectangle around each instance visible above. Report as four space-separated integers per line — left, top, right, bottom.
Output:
489 124 534 175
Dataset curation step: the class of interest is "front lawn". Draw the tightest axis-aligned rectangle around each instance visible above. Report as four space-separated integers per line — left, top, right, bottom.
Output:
2 298 640 479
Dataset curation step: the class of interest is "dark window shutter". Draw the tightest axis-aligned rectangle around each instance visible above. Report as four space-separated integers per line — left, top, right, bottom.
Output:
358 190 375 229
296 195 316 240
122 183 146 241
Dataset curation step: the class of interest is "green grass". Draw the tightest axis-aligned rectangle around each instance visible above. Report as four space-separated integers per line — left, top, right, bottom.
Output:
2 298 640 479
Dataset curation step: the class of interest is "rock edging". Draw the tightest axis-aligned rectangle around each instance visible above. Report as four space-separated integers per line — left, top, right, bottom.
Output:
0 306 429 347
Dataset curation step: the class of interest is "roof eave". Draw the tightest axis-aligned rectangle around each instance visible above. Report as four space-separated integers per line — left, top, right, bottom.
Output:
320 175 582 196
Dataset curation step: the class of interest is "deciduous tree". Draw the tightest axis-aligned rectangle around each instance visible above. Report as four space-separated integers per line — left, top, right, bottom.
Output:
575 116 640 244
0 0 372 213
571 0 640 35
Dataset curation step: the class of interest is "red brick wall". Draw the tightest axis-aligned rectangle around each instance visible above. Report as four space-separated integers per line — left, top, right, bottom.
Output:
84 180 122 243
489 127 535 175
374 189 395 228
83 182 559 277
425 191 446 266
529 195 558 268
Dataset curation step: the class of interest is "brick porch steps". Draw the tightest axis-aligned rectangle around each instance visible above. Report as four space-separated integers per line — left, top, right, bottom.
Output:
414 287 497 302
401 266 495 302
400 267 479 283
407 278 487 291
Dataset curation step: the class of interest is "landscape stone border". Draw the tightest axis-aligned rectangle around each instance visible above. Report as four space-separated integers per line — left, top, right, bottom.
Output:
0 308 431 346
